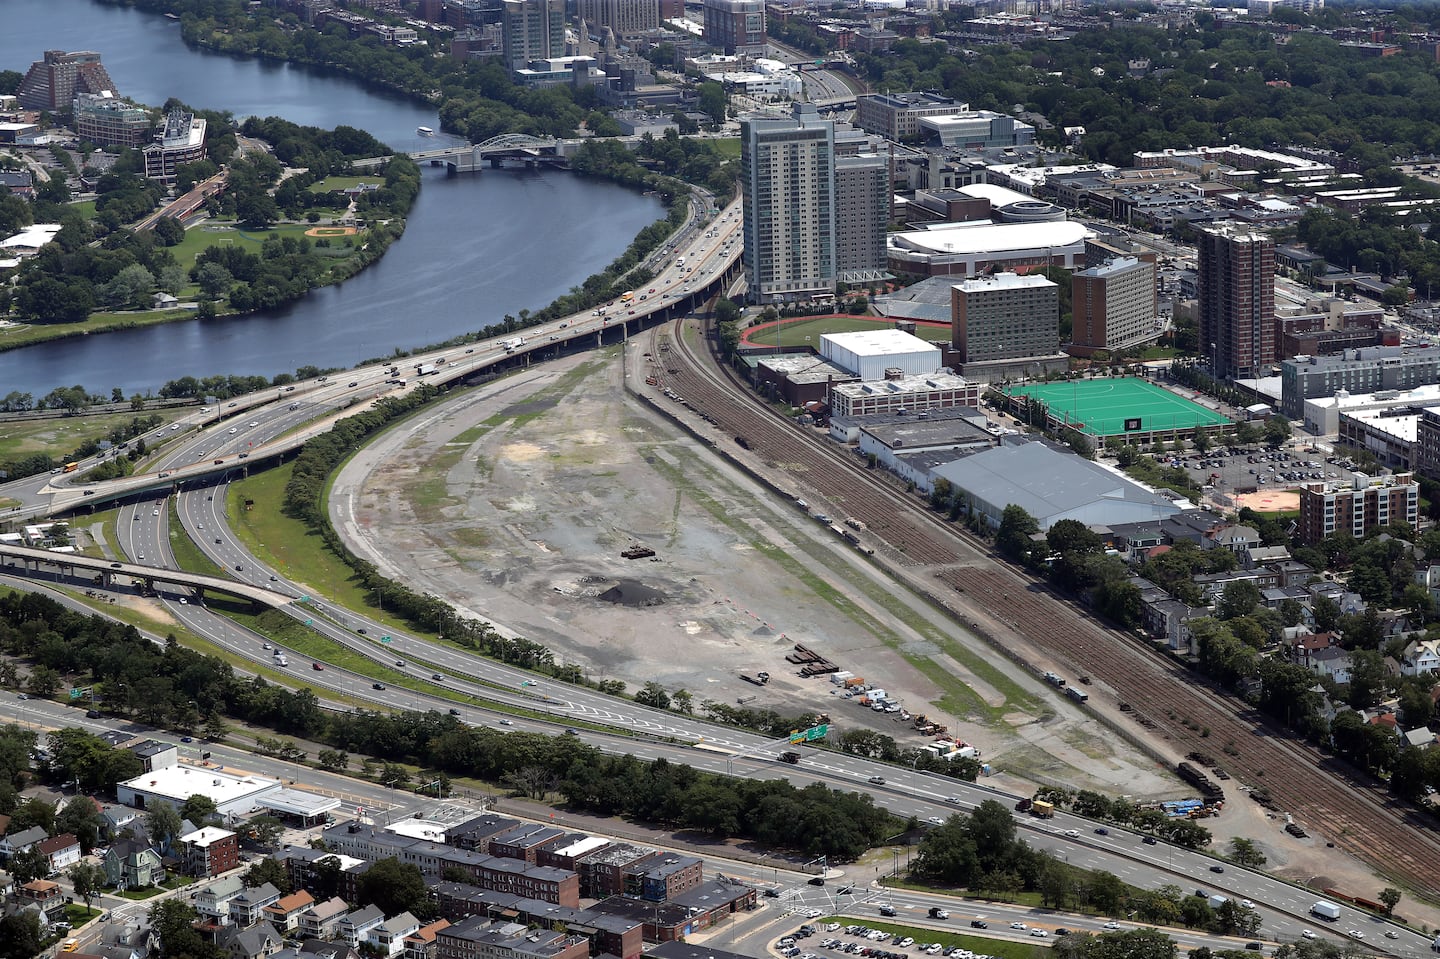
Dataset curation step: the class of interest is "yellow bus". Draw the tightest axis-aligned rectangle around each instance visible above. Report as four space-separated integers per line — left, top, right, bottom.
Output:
619 291 635 303
63 462 80 473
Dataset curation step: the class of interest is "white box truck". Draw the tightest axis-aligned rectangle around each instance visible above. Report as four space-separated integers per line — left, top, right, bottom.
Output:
1311 901 1341 921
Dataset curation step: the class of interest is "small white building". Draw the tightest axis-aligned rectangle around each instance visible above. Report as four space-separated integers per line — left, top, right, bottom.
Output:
819 329 941 382
117 765 283 819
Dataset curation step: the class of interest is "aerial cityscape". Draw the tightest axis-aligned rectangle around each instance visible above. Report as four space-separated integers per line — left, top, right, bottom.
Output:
3 1 1440 959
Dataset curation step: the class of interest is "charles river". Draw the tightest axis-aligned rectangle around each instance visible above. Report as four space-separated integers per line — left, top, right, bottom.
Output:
0 0 664 395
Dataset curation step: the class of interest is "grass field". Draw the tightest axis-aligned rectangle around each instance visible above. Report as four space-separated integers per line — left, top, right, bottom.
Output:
171 221 346 271
0 409 188 463
1006 378 1229 437
742 315 952 348
307 175 379 194
226 463 416 636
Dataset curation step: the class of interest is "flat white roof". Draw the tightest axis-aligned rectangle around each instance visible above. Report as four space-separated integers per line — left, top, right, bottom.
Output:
179 826 236 848
955 271 1056 293
831 372 974 397
121 764 280 805
956 182 1032 207
891 220 1092 256
1307 382 1440 411
553 835 610 859
385 819 451 843
0 223 63 251
1344 408 1418 443
257 788 341 817
821 329 939 356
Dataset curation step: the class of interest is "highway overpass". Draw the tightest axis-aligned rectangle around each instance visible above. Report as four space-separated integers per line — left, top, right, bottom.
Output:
0 543 295 608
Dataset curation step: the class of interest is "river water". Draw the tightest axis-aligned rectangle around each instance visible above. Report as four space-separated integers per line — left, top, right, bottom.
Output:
0 0 663 395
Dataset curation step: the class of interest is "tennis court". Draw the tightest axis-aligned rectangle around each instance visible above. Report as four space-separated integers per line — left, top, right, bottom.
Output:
1006 378 1231 437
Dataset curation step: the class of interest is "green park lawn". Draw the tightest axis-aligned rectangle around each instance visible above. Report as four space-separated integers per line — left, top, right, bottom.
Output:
170 221 344 271
307 175 380 194
744 315 952 349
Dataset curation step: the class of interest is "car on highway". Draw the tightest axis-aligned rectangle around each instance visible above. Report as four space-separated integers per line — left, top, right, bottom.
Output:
1030 929 1048 939
1209 865 1225 873
1094 827 1109 835
348 381 358 387
969 921 987 929
312 663 324 671
234 563 243 571
357 628 367 635
1064 829 1079 838
432 673 444 681
926 817 944 826
945 796 960 804
1244 944 1262 952
372 683 386 690
1142 835 1157 844
565 727 579 735
1384 931 1399 940
1240 899 1254 909
1102 922 1120 931
395 660 406 667
1347 931 1365 940
867 776 885 785
247 421 258 428
498 718 513 726
449 708 461 716
1301 931 1316 940
228 427 238 434
1009 922 1026 931
110 562 122 568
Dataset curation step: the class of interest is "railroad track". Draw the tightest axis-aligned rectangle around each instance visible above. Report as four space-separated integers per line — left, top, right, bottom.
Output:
644 319 1440 903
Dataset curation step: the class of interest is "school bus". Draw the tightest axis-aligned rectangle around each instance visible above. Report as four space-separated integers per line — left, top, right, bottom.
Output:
620 291 635 303
63 462 80 473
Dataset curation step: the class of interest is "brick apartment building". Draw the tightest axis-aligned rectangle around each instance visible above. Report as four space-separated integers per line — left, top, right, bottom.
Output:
1297 472 1419 544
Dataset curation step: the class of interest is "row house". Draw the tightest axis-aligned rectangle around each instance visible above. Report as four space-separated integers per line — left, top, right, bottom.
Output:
298 897 351 940
369 912 421 957
404 919 452 959
263 891 317 933
281 847 368 904
36 833 81 874
435 916 589 959
1399 637 1440 677
196 876 248 929
321 826 579 907
0 826 48 862
432 883 643 959
489 825 566 865
338 905 387 948
231 883 283 928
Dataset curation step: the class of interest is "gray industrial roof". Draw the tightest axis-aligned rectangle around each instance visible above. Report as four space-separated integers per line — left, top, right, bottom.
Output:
931 440 1181 528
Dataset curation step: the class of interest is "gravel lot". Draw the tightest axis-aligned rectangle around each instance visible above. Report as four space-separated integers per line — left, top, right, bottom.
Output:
331 350 1175 797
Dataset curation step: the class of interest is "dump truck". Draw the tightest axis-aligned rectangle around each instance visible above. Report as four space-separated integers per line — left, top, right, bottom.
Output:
741 671 771 686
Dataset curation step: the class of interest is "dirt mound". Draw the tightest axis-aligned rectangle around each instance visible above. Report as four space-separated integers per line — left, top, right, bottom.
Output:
752 624 776 636
596 579 667 607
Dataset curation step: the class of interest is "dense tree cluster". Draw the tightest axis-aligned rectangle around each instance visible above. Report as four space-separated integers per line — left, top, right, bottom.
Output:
0 589 899 860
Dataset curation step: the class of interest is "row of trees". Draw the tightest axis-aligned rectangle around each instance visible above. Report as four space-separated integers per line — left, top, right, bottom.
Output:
0 589 903 860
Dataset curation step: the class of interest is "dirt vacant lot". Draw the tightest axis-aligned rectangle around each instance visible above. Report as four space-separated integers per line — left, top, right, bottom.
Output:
332 351 1176 798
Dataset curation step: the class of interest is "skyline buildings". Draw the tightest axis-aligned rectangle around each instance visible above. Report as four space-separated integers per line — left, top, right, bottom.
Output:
576 0 660 36
740 103 837 304
16 50 118 112
501 0 566 71
1197 222 1276 380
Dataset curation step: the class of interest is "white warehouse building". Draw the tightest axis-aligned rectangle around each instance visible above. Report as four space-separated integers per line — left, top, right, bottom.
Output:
819 329 941 382
117 765 283 819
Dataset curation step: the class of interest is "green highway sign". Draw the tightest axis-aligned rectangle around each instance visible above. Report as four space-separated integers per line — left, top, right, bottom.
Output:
789 723 830 743
69 688 83 700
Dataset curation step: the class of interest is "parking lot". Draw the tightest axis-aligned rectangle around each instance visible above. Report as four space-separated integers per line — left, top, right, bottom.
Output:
1158 444 1361 498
